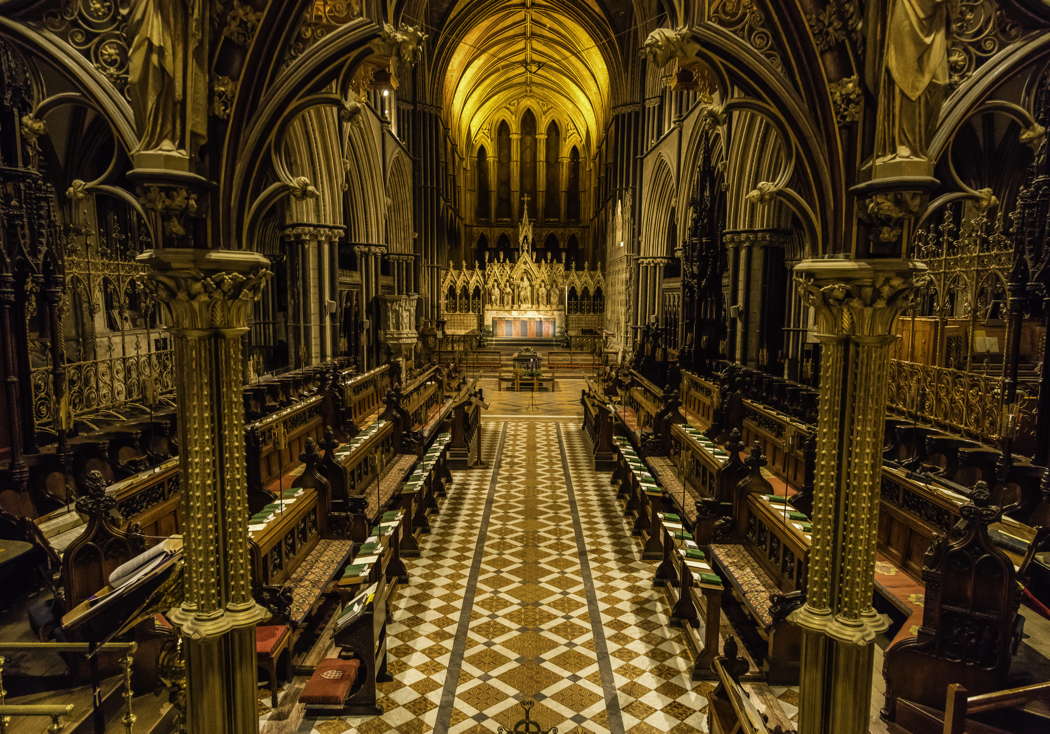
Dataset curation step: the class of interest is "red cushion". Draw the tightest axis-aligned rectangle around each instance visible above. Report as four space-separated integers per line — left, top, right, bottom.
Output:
256 625 291 655
300 658 362 706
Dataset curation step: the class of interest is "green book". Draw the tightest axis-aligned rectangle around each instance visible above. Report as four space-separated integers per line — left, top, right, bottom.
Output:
662 513 681 522
685 548 705 560
699 572 722 586
674 530 694 541
788 511 807 521
765 494 789 504
340 563 369 580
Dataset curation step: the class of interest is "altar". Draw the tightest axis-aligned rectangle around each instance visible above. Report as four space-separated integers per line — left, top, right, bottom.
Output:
440 202 605 339
490 314 558 338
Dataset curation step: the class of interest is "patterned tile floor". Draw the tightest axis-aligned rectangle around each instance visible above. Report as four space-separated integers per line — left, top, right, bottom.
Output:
303 413 712 733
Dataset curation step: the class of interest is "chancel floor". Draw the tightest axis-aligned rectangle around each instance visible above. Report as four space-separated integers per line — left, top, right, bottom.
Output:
305 412 714 733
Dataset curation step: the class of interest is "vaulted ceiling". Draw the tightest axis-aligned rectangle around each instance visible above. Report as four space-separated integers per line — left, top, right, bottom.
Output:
440 0 615 151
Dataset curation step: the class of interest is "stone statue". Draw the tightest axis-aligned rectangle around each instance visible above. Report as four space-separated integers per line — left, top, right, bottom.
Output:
537 280 548 307
865 0 949 165
518 280 530 307
642 27 699 68
127 0 206 154
489 282 500 306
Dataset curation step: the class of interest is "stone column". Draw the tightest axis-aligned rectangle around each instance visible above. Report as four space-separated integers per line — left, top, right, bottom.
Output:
354 244 386 369
789 258 928 734
725 229 788 366
283 226 324 366
137 248 272 734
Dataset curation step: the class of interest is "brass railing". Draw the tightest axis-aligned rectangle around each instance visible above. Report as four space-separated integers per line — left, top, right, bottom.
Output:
0 642 137 734
32 350 174 429
886 359 1035 444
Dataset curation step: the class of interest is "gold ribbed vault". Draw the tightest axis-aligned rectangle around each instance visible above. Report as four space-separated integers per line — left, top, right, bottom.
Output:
442 0 611 150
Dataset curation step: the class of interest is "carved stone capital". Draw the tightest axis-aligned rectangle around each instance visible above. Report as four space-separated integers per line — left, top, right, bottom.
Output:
282 225 343 244
136 249 272 331
793 258 929 338
353 244 388 257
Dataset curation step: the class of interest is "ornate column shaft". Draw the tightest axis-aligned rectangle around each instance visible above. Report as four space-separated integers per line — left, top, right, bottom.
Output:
790 258 928 734
137 248 271 734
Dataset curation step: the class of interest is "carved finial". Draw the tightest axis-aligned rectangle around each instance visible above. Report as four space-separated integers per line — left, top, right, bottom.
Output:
300 437 321 466
320 426 338 451
76 470 118 519
970 480 991 508
727 428 744 455
747 440 766 470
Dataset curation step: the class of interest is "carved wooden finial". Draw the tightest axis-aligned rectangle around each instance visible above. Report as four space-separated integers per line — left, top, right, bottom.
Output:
300 437 321 466
320 425 339 452
76 470 117 519
746 440 767 471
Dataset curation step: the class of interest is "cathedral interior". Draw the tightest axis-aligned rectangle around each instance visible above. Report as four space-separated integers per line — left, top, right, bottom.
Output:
3 1 1050 733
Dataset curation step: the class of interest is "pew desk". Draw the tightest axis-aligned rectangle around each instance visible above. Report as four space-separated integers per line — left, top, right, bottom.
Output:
879 465 1035 578
247 393 328 506
680 370 720 431
627 461 726 679
646 457 699 525
670 424 745 506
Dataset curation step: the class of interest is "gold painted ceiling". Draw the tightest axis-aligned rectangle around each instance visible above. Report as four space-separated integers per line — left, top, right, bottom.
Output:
442 0 611 150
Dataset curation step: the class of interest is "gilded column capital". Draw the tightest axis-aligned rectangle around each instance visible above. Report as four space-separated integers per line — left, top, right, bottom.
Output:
136 249 272 331
793 258 929 339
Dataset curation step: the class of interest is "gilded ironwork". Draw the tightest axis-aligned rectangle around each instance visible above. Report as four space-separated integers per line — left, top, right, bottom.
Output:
286 0 364 62
710 0 784 72
42 0 131 90
948 0 1023 89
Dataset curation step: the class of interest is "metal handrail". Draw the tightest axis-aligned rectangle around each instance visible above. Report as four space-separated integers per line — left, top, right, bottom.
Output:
0 642 137 734
0 704 74 734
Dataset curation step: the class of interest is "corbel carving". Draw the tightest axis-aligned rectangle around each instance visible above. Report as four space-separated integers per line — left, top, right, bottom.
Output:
140 185 200 239
828 76 861 126
211 75 237 120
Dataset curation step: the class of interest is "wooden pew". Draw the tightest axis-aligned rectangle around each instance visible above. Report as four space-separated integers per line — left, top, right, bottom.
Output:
612 437 726 679
681 369 720 431
893 681 1050 734
703 446 808 685
245 392 331 512
448 382 485 469
740 400 814 497
337 364 393 434
882 484 1025 726
708 637 797 734
624 370 662 447
669 424 747 507
321 509 408 715
580 386 615 470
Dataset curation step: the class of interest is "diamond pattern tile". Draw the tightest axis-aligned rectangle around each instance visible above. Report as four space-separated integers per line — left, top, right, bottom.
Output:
304 415 716 733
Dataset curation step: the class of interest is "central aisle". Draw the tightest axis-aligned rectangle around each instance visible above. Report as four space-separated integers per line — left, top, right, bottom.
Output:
309 416 711 734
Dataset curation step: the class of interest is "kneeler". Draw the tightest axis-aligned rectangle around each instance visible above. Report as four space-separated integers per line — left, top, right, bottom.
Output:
299 657 363 713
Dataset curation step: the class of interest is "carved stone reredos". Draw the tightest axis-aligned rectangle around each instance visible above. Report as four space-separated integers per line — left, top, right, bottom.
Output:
136 248 272 331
